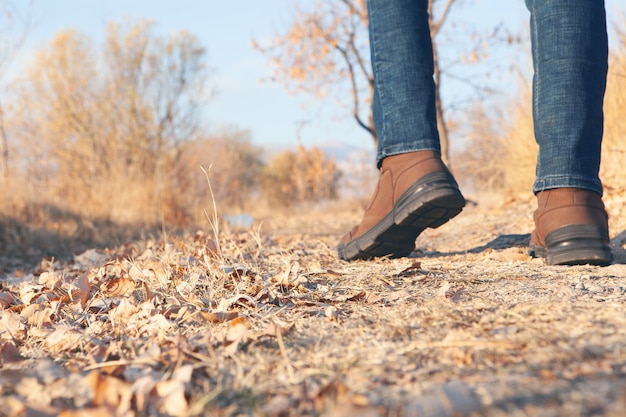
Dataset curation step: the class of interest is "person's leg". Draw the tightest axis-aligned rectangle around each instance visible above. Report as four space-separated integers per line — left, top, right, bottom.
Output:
526 0 612 265
338 0 464 261
369 0 440 166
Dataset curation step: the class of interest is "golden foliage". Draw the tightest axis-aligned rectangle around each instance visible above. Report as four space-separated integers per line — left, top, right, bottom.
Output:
178 128 265 212
499 84 537 196
254 0 375 139
6 20 208 224
262 145 340 206
453 100 530 194
255 0 368 94
601 29 626 193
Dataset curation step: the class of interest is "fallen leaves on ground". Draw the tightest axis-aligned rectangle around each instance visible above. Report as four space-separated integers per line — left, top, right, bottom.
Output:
1 201 626 416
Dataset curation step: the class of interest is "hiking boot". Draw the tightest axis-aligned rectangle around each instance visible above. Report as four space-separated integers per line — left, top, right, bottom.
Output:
529 188 612 266
338 150 465 261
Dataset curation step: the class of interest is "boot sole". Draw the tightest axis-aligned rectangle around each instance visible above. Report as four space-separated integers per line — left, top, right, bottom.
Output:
338 171 465 261
528 224 613 266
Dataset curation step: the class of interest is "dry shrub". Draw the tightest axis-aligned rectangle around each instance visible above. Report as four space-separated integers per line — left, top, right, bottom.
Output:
457 29 626 197
454 87 537 198
177 128 265 218
0 177 147 266
337 149 378 200
262 144 340 207
3 21 208 227
498 84 537 196
601 29 626 193
0 127 266 265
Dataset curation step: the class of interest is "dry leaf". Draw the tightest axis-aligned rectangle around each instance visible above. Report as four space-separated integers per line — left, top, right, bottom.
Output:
143 281 155 300
324 403 380 417
87 299 111 314
539 369 558 380
74 249 109 269
0 396 27 417
263 395 292 416
220 264 253 279
321 291 367 303
437 281 452 297
0 310 26 341
217 294 256 312
272 262 305 287
38 271 62 289
45 324 82 352
259 321 294 338
127 263 147 282
101 277 135 297
163 304 195 321
109 298 138 321
155 365 193 416
14 377 48 407
386 290 412 302
176 281 202 304
155 379 189 417
206 238 219 256
346 291 366 302
364 292 384 303
20 303 54 327
136 314 173 340
325 305 339 321
19 282 44 305
198 310 238 323
224 317 250 355
0 341 23 364
0 291 16 309
130 374 157 413
135 262 171 288
34 359 65 384
70 275 91 308
314 380 350 411
404 381 481 416
397 261 423 276
83 371 132 411
446 287 466 304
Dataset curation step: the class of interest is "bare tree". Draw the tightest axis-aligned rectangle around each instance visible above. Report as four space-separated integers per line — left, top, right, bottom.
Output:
253 0 375 140
254 0 511 167
0 0 32 181
429 0 458 166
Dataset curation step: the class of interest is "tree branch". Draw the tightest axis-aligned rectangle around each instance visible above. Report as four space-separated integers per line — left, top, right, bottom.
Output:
336 44 375 137
430 0 456 36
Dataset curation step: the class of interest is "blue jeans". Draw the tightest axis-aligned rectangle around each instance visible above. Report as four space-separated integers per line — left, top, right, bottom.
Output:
368 0 608 195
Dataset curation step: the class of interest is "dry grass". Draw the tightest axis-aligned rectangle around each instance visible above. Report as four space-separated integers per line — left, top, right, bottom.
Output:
453 92 537 198
1 194 625 416
601 31 626 193
456 29 626 198
0 176 171 273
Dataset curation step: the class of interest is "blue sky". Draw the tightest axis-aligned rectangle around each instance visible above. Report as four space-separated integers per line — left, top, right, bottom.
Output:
9 0 626 156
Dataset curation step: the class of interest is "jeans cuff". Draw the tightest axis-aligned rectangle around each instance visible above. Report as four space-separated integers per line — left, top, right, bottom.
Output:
533 176 603 196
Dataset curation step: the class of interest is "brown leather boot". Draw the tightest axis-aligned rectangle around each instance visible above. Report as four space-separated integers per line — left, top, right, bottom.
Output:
529 188 612 266
338 150 465 261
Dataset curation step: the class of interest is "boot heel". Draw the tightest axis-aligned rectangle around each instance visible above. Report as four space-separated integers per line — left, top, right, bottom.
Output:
545 224 613 266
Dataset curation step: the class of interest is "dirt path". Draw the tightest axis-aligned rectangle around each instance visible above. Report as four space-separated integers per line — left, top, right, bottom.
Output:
1 195 625 416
